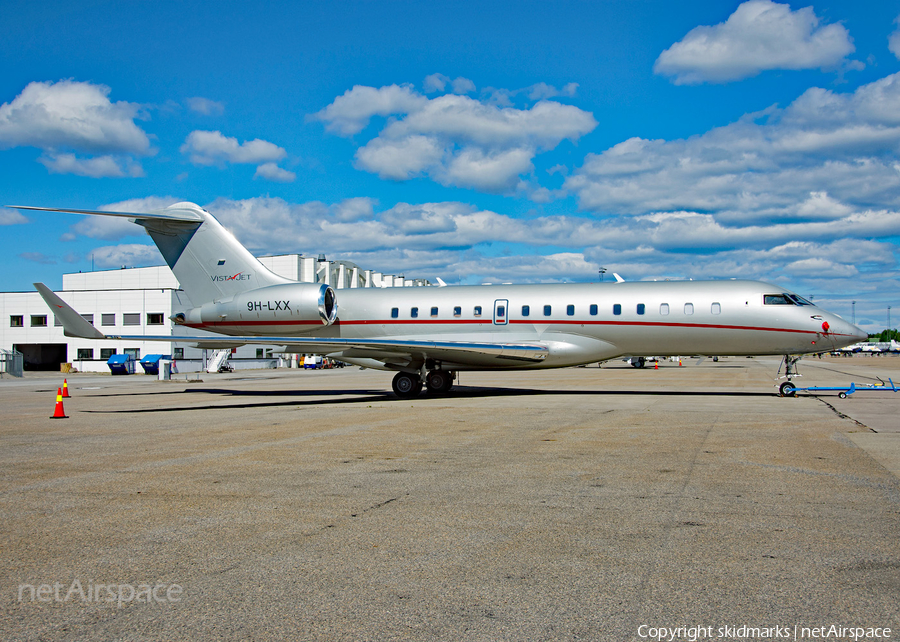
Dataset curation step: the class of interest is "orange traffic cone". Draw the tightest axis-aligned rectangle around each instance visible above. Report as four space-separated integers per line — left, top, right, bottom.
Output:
655 361 658 370
61 379 71 398
679 359 683 366
51 388 68 419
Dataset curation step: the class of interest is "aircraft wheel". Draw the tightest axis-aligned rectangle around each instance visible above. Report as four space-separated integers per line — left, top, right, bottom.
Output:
779 381 796 397
838 392 847 399
426 370 453 394
392 372 422 398
631 357 646 368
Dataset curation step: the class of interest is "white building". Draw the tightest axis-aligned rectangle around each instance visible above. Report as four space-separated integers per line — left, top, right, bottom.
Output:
1 255 429 373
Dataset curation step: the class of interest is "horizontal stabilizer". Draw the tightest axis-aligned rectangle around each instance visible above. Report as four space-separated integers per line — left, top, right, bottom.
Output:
8 204 204 223
34 283 106 339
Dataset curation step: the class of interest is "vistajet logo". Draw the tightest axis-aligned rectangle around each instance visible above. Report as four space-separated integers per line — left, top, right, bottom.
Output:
211 272 251 282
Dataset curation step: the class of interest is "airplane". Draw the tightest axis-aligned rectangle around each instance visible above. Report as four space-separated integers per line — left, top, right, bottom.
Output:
10 202 867 398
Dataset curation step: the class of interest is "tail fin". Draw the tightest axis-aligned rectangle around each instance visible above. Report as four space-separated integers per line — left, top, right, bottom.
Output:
10 202 291 306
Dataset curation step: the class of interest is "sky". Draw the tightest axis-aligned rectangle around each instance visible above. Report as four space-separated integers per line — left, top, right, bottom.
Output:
1 0 898 332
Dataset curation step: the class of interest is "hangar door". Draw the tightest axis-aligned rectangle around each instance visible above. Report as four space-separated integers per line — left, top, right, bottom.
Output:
13 343 67 371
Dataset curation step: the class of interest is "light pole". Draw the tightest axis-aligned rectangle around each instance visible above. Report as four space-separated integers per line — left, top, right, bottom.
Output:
851 301 856 326
889 306 892 332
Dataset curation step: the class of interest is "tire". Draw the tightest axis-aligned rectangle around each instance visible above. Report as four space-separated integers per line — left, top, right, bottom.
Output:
779 381 796 397
392 372 422 398
426 370 453 394
838 392 847 399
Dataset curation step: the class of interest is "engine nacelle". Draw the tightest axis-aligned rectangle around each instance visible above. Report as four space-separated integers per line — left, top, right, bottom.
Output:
174 283 337 329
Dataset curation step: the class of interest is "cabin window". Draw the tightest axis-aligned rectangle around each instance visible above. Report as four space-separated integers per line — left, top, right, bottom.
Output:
522 305 530 317
684 303 694 315
102 313 116 326
474 306 482 316
497 305 505 318
10 315 23 327
453 306 461 316
613 304 622 316
431 307 438 317
123 313 140 326
410 307 419 318
660 303 669 316
637 304 645 315
566 304 575 316
590 304 598 316
711 302 721 315
77 348 94 360
31 315 47 327
100 348 116 360
391 307 399 319
764 294 791 305
543 305 552 317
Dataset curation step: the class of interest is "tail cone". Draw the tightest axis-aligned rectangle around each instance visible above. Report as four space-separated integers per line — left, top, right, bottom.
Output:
51 388 68 419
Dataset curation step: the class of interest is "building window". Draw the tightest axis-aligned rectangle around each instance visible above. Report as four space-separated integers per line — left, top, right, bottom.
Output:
147 313 164 325
543 305 552 316
256 349 264 358
453 306 461 317
711 302 721 315
589 304 597 316
173 348 184 359
54 315 62 327
77 348 94 360
522 305 530 317
430 307 438 317
391 307 399 319
637 304 645 315
566 304 575 316
410 307 418 318
10 315 23 327
660 303 669 316
100 348 116 360
102 313 116 326
31 315 47 327
474 306 482 316
80 314 93 324
684 303 694 315
613 304 622 316
123 313 140 326
125 348 140 360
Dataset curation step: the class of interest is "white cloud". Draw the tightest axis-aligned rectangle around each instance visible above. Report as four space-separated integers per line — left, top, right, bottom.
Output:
180 130 287 166
254 162 296 182
566 72 900 219
186 96 224 116
1 209 28 225
63 196 182 241
90 243 162 268
654 0 856 84
317 85 596 193
0 80 151 153
311 84 427 136
39 153 144 178
423 74 476 95
890 16 900 60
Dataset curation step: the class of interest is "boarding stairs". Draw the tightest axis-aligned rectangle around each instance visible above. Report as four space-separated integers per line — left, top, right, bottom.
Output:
206 349 233 373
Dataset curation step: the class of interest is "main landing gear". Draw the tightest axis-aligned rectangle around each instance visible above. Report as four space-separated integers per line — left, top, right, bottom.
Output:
391 370 455 398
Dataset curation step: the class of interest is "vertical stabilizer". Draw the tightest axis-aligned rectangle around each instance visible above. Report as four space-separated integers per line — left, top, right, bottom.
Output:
136 202 291 306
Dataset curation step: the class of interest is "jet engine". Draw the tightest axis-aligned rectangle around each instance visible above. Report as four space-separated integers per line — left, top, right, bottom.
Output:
173 283 337 330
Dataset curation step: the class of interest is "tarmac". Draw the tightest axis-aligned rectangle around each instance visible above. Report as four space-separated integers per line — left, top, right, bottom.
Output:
1 355 898 641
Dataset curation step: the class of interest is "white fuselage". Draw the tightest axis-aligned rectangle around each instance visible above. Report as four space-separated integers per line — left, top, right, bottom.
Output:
181 280 865 370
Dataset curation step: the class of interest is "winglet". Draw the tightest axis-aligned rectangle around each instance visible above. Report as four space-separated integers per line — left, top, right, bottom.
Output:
34 283 106 339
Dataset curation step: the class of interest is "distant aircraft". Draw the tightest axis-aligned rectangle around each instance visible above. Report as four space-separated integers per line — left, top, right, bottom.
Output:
11 202 867 397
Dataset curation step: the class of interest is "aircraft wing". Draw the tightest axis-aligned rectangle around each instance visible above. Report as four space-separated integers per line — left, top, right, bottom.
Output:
34 283 548 364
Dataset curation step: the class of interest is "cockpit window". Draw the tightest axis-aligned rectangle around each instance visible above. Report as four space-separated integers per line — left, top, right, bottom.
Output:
786 293 813 306
764 294 792 305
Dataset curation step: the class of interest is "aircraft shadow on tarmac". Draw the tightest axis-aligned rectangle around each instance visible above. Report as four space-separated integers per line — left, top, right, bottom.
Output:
78 386 777 413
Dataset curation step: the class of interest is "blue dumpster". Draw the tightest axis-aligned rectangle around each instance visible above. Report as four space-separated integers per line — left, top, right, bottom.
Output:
107 354 136 375
139 354 170 375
